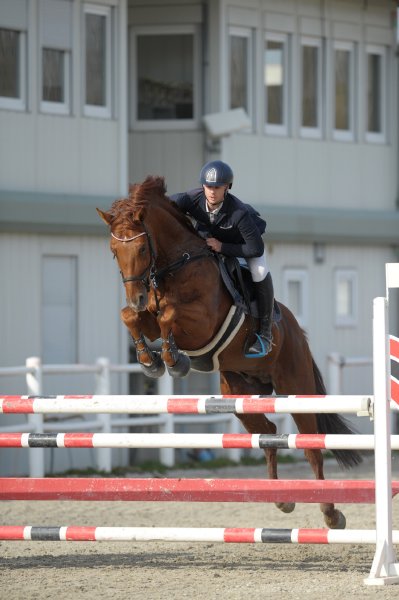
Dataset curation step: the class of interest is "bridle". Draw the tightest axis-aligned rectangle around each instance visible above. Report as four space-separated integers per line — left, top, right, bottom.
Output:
111 225 157 291
111 223 214 312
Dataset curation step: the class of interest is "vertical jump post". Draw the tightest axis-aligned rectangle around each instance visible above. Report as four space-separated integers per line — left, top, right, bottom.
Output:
365 263 399 585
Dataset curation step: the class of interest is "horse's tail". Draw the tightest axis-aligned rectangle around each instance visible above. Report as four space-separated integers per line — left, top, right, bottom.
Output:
312 358 363 470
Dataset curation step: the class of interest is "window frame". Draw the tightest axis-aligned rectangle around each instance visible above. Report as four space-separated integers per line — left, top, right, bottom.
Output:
40 47 71 116
334 268 358 328
365 44 386 144
332 40 355 142
83 3 113 119
299 36 323 139
130 24 201 131
282 268 309 329
264 31 289 137
228 26 254 127
0 28 26 111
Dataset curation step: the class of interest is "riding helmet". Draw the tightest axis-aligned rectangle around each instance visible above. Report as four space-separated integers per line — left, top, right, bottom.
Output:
199 160 234 188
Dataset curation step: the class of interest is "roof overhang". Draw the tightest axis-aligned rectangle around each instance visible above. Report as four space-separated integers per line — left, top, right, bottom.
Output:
1 189 399 246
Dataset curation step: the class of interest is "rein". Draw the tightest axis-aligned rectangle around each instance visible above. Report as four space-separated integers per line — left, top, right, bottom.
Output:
112 224 213 312
150 251 212 289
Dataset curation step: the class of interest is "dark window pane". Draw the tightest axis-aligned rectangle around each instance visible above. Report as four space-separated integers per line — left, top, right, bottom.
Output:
43 48 64 102
137 34 193 120
230 35 248 111
335 49 350 130
0 29 19 98
85 13 106 106
302 45 318 128
367 53 381 133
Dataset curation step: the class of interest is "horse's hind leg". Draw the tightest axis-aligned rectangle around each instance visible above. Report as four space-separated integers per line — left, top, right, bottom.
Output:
220 372 295 515
293 414 346 529
237 413 295 515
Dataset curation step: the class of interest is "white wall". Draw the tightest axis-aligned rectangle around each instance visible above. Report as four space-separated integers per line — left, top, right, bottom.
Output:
268 242 398 392
129 131 204 191
223 134 397 211
0 0 127 196
0 233 127 394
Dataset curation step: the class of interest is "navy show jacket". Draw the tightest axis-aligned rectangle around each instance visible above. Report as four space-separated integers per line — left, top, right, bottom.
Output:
170 188 266 259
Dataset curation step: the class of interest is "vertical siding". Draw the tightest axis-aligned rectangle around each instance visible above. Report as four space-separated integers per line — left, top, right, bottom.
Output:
223 134 396 211
268 241 397 393
129 131 204 191
0 233 126 394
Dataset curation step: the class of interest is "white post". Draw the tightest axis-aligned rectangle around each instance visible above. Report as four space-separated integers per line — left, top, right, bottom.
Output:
365 295 399 585
26 357 45 477
95 358 112 472
158 373 175 467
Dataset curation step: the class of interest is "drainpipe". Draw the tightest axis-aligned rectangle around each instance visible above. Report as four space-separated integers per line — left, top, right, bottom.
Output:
119 0 128 194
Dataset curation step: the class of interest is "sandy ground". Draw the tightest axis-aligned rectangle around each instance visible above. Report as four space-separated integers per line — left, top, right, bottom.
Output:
1 455 399 600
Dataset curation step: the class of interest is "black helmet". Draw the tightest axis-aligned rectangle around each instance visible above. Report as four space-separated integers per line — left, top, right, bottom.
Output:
199 160 234 188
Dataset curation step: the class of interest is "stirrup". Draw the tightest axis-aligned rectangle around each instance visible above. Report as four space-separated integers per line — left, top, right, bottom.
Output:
244 333 272 359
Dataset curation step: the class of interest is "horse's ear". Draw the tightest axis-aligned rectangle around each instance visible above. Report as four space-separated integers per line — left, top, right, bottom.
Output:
96 208 112 226
134 206 146 222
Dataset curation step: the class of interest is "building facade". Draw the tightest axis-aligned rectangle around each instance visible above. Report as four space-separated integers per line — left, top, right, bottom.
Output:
1 1 398 466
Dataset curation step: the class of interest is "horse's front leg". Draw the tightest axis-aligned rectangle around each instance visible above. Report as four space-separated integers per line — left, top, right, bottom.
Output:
158 304 191 377
120 307 165 378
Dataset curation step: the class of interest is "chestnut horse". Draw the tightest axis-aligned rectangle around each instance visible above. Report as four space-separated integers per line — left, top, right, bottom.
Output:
97 175 361 529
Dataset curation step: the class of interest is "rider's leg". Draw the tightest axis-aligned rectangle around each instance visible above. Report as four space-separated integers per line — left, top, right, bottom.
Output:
246 252 274 356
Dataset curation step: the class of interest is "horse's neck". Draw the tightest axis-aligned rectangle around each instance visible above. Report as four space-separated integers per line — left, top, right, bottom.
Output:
150 206 204 259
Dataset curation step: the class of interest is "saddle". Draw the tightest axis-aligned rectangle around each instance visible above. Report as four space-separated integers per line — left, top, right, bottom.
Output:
184 255 281 373
217 255 281 322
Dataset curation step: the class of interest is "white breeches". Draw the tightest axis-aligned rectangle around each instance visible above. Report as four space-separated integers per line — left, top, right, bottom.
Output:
247 250 269 283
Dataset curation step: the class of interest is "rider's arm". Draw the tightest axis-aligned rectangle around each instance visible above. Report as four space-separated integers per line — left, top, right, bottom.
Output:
220 211 264 258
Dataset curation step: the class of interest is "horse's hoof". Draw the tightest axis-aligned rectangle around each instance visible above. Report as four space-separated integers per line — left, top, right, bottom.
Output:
140 353 166 378
325 510 346 530
166 352 191 378
275 501 296 514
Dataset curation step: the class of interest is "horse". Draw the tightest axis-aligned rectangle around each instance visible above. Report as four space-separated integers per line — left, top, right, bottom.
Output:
97 175 362 529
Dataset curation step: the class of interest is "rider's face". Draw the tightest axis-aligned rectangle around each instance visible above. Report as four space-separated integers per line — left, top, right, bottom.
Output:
203 185 228 208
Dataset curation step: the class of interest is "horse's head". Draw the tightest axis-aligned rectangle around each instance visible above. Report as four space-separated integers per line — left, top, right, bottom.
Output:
97 184 157 312
98 175 202 312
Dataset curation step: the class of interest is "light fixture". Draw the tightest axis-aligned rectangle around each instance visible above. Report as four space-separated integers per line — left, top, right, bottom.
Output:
313 242 326 264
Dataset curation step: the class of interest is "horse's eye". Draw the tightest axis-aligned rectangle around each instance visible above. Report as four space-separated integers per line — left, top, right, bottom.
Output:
139 245 146 256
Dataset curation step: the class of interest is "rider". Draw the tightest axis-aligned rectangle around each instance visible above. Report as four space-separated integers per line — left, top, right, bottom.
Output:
170 160 274 357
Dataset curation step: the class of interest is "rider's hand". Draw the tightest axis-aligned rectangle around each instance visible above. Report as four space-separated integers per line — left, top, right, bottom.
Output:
206 237 222 253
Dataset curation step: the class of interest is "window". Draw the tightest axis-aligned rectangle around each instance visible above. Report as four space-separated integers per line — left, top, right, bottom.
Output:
300 37 322 138
84 4 112 118
41 48 70 114
333 41 355 141
40 0 73 115
334 269 357 327
265 33 289 135
365 45 386 143
131 26 200 129
283 269 309 329
42 256 78 364
229 27 253 121
0 28 26 110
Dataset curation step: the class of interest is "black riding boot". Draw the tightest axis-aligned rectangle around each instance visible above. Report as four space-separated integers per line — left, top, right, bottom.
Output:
245 272 274 357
